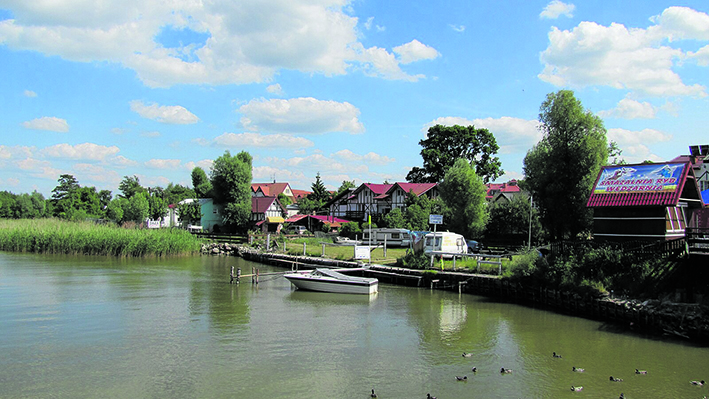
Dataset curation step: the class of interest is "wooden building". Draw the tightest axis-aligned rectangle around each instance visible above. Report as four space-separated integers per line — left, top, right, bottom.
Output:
587 162 704 242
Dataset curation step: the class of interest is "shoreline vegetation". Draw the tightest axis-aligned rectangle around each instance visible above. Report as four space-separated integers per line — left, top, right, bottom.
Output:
0 218 203 257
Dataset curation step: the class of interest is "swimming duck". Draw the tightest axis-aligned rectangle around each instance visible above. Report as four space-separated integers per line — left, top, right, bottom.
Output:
371 388 377 398
427 394 437 399
610 376 623 382
635 369 648 374
500 367 512 374
619 394 625 399
573 367 585 372
462 352 473 358
456 375 467 381
471 367 477 372
690 380 705 386
553 352 562 358
571 386 583 392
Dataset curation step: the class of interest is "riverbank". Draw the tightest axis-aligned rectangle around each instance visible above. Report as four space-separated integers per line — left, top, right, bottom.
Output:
0 219 203 256
232 246 709 343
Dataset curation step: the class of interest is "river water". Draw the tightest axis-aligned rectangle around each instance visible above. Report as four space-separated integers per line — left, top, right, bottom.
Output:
1 252 707 398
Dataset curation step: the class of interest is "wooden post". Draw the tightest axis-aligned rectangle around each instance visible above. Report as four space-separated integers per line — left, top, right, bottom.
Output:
236 268 241 284
266 233 271 252
303 242 306 256
453 256 456 270
256 268 259 285
322 243 325 257
252 267 255 284
384 236 387 258
430 254 434 269
230 265 235 284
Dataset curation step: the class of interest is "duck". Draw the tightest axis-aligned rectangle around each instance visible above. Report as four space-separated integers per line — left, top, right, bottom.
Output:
462 352 473 358
427 394 437 399
456 375 467 381
371 388 377 398
571 386 583 392
572 366 585 372
610 376 623 382
500 367 512 374
619 394 625 399
471 367 478 373
690 380 705 386
553 352 563 358
635 369 648 375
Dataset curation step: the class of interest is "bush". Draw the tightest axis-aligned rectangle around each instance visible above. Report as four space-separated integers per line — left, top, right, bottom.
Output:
395 251 429 269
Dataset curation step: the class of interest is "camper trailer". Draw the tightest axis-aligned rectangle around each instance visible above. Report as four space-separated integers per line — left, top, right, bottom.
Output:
423 232 468 257
361 228 413 247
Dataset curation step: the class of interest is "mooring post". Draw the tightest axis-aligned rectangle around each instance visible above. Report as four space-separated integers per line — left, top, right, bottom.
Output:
236 268 241 284
252 267 255 284
256 268 259 285
384 236 387 258
322 243 325 257
266 234 271 252
230 265 235 284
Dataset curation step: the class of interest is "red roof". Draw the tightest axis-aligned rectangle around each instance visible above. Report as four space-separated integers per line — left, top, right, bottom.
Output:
391 182 437 196
291 189 311 202
363 183 393 195
251 183 291 197
251 196 284 213
285 214 350 223
587 162 690 207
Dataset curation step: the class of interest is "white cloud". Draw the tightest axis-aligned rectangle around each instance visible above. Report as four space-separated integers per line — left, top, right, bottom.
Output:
689 44 709 66
110 155 138 168
424 116 542 154
332 149 395 165
266 83 284 96
0 145 34 159
649 6 709 41
354 44 425 81
24 90 37 97
607 127 672 164
539 8 708 97
145 159 182 169
22 116 69 132
141 131 161 137
213 132 314 148
0 1 436 87
540 1 575 19
184 159 214 172
449 24 465 33
238 97 365 134
393 39 440 64
129 100 199 124
598 97 657 119
41 142 121 161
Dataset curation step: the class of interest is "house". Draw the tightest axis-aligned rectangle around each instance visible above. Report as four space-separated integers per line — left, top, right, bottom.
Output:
285 214 351 233
252 196 286 233
587 161 704 242
383 182 439 211
325 182 440 222
251 182 295 200
671 145 709 193
485 180 524 203
178 198 224 233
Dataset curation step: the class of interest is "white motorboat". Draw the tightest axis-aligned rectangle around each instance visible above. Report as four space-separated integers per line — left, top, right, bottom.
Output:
284 268 378 295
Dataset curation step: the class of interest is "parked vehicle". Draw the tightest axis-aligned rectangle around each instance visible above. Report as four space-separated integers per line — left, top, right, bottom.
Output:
361 228 413 247
289 225 307 235
466 240 480 253
423 232 468 257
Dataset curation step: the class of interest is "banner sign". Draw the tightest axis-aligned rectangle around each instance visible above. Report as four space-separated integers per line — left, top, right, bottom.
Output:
429 214 443 225
354 246 371 260
594 163 685 195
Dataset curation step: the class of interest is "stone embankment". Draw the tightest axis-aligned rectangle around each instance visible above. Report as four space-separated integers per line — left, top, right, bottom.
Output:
204 243 709 342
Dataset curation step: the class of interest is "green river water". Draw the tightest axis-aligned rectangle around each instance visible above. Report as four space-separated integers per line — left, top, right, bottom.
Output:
1 252 707 398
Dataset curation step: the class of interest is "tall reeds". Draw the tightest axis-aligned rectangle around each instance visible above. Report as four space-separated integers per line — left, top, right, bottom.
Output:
0 219 203 257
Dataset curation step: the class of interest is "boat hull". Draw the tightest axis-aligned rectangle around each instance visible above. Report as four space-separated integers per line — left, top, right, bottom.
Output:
284 273 378 295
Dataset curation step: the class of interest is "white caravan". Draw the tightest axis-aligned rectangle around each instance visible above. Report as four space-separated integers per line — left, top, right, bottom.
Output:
423 232 468 257
361 228 413 247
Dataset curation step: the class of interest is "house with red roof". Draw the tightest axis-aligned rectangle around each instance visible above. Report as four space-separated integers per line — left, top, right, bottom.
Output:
325 182 439 222
485 180 524 203
285 214 351 233
251 196 287 233
587 161 704 242
251 182 296 201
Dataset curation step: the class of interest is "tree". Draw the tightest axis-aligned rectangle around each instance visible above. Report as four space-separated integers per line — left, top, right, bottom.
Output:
164 183 195 206
406 125 503 184
336 180 356 196
210 150 253 230
147 189 169 221
485 195 544 246
176 200 202 226
523 90 609 240
439 158 488 238
383 208 406 228
118 175 145 199
123 192 149 223
299 172 330 214
191 167 212 198
277 193 292 207
106 198 125 223
51 174 80 218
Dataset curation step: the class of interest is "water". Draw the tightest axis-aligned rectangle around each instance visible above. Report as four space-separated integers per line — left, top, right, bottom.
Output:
1 252 707 398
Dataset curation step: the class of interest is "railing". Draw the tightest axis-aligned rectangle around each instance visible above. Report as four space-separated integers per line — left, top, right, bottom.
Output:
686 228 709 255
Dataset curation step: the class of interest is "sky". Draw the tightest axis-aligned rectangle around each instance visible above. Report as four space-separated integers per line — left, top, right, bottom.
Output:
1 0 708 198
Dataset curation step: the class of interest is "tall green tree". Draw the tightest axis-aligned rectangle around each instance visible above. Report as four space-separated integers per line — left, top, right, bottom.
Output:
164 183 195 205
51 174 80 218
310 172 330 203
406 124 503 184
523 90 609 240
439 158 488 238
210 150 253 230
485 195 544 246
336 180 356 196
118 175 145 199
191 167 212 198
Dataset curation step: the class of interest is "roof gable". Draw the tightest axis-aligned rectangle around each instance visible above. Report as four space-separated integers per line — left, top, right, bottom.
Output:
587 162 691 207
251 183 291 197
251 196 284 213
392 182 437 197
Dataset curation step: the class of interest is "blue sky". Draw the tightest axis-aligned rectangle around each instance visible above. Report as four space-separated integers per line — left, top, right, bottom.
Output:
1 0 708 197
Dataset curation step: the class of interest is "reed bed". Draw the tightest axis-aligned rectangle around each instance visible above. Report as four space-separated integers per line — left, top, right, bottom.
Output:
0 219 203 257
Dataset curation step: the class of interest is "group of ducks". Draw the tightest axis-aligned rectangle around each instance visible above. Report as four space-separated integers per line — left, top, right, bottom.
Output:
368 351 705 398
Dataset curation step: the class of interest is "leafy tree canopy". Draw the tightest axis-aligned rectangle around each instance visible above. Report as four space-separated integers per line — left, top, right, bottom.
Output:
439 158 488 239
191 167 213 198
210 150 253 230
118 175 145 199
406 124 503 184
523 90 609 240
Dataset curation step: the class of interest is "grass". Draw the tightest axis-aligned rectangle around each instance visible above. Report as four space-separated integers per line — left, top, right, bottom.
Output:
0 218 204 257
255 236 407 265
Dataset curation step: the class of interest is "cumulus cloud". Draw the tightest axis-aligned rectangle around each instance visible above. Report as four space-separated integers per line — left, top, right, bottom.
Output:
24 90 37 97
607 127 672 163
449 24 465 33
540 1 575 19
145 159 182 169
266 83 284 96
238 97 364 134
424 116 542 154
333 149 395 165
41 142 121 161
129 100 199 124
0 1 436 87
539 6 709 97
212 132 314 148
22 116 69 132
184 159 213 172
393 39 440 64
689 45 709 66
598 97 657 119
